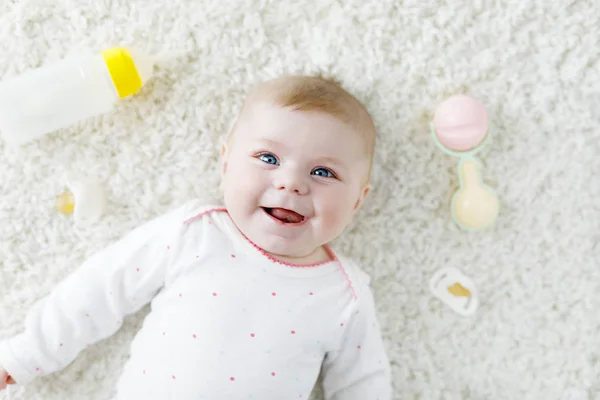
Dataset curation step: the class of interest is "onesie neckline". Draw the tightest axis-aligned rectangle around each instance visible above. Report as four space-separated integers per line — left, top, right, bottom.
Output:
182 206 357 296
218 209 341 278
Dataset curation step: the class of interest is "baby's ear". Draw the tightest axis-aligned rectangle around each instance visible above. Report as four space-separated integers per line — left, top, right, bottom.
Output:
219 144 229 193
220 143 229 175
353 183 371 211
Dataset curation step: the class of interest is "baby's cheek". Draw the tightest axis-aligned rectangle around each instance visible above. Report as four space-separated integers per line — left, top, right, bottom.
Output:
319 189 354 230
229 162 260 193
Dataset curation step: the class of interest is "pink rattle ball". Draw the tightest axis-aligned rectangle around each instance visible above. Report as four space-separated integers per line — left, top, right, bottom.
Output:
433 95 488 152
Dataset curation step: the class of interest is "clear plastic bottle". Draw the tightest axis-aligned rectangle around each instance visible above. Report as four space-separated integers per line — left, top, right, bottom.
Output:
0 47 154 145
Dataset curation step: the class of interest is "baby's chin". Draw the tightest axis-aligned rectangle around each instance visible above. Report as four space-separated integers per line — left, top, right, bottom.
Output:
247 229 329 263
248 231 310 258
227 207 329 262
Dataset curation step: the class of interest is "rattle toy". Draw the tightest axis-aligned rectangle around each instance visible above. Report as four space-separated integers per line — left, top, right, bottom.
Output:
56 172 107 225
431 95 499 230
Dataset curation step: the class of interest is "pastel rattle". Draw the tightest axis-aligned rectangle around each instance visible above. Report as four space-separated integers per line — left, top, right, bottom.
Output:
431 94 499 230
451 158 499 230
431 94 489 156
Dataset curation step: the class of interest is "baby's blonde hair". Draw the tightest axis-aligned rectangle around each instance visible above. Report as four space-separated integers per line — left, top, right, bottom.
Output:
231 74 377 180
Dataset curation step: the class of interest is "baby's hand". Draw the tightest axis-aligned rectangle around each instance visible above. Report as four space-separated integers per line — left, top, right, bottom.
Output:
0 367 16 391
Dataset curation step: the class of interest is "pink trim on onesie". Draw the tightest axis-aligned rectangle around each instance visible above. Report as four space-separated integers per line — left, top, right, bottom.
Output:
183 207 227 225
183 208 358 299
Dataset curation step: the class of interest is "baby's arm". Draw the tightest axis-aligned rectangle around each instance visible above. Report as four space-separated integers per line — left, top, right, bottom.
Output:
321 281 392 400
0 202 195 386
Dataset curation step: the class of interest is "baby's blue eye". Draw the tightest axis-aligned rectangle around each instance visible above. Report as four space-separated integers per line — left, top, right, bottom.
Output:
258 153 278 165
312 168 334 178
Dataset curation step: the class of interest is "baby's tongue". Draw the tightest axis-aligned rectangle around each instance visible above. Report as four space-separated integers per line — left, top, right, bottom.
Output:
270 208 303 223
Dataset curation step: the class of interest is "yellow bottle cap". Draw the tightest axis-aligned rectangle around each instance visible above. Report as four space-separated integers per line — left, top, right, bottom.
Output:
102 47 142 99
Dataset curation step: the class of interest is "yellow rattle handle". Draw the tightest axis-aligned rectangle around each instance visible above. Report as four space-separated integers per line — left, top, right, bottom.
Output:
451 158 499 230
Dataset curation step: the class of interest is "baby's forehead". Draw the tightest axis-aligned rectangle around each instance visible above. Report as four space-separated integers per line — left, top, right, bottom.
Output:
239 103 363 145
241 101 353 131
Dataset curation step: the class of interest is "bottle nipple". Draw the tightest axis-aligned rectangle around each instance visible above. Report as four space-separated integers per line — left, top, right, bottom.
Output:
451 159 499 229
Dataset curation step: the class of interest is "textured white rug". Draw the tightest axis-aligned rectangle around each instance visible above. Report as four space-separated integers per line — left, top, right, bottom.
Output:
1 0 599 399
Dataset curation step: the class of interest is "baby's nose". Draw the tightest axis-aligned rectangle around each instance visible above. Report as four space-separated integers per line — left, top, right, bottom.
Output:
274 172 309 195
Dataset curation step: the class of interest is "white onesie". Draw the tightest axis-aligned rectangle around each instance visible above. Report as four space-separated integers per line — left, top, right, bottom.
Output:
0 200 392 399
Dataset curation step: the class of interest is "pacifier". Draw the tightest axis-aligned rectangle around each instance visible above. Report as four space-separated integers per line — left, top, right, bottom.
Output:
430 267 478 316
431 95 499 230
56 172 107 225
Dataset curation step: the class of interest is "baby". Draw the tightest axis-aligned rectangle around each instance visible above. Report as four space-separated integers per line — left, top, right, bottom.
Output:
0 75 391 399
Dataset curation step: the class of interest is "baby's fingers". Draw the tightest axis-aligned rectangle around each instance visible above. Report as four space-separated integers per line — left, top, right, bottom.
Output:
0 372 15 390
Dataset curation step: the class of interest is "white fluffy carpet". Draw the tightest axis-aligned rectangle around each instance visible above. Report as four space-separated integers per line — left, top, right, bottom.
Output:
0 1 599 399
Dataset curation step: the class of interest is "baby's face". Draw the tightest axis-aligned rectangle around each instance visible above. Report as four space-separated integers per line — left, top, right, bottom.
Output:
221 102 371 260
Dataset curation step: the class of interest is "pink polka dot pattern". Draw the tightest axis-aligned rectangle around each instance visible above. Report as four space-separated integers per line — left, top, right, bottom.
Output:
79 207 379 396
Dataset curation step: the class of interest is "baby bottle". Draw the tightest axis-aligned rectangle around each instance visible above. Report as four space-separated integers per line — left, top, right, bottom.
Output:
0 47 154 145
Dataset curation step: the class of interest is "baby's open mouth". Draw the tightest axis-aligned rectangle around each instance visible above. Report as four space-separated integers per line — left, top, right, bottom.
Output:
262 207 305 224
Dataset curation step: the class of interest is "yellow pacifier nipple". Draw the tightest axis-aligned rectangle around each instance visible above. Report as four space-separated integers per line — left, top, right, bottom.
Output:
56 191 76 215
55 172 107 224
451 159 499 230
430 267 478 316
447 282 471 297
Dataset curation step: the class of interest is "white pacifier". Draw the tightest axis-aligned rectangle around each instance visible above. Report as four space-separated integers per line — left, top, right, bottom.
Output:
430 267 478 316
55 172 107 225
